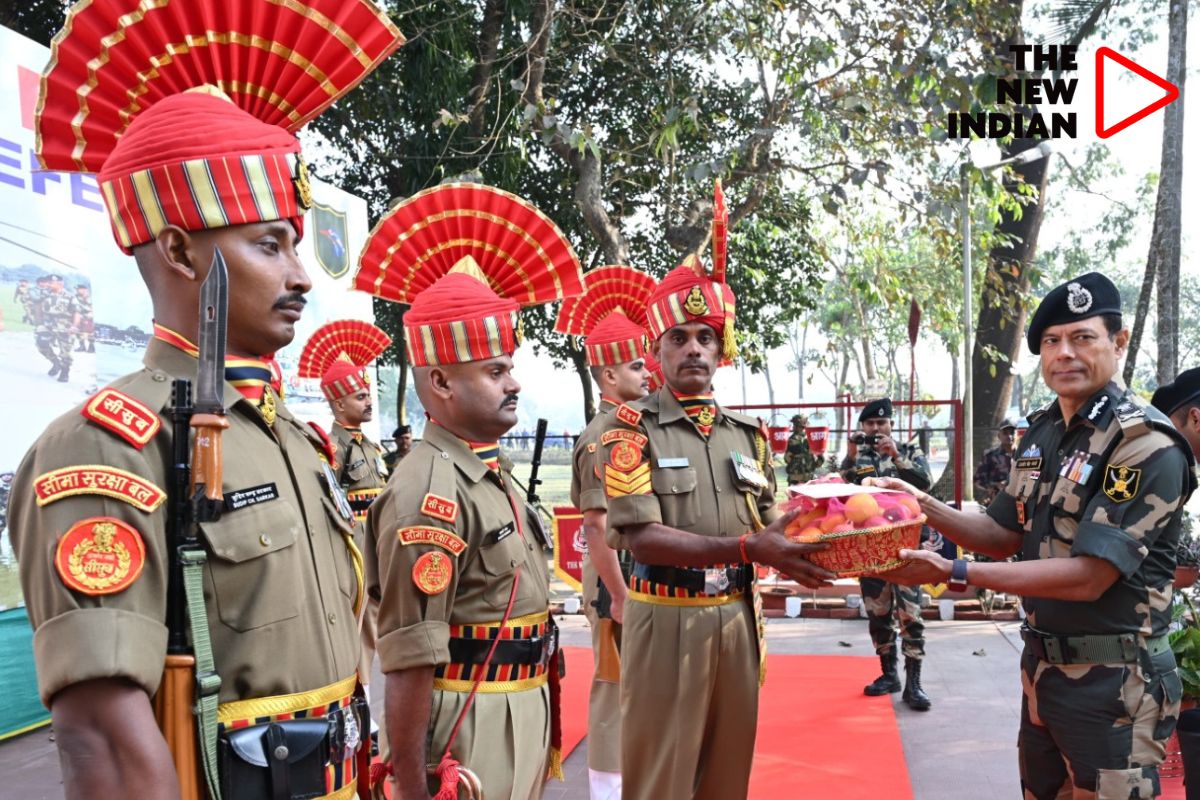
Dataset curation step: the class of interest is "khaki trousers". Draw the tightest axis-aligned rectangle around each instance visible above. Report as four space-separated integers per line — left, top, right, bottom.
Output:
620 596 759 800
582 554 622 774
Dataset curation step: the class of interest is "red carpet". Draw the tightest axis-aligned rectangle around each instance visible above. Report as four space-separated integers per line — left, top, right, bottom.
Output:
750 655 912 798
560 646 592 757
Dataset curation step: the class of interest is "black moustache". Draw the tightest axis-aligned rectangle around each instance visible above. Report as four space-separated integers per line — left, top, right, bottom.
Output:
273 293 308 310
500 394 519 408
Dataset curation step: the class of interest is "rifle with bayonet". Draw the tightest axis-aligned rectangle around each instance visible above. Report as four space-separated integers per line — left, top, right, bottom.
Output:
154 248 230 800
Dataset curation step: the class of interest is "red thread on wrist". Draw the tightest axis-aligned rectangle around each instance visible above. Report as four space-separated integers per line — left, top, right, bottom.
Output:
739 532 752 564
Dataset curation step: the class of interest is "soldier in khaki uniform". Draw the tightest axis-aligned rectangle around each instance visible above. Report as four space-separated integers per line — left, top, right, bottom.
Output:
359 184 584 799
299 319 394 731
9 2 402 796
600 241 832 800
874 272 1197 799
555 264 657 799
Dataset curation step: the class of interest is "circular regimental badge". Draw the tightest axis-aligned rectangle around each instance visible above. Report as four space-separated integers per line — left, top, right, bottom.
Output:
610 440 642 471
412 550 454 595
55 517 146 595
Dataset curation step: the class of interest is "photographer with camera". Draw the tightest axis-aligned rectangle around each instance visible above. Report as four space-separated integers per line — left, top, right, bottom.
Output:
840 397 935 711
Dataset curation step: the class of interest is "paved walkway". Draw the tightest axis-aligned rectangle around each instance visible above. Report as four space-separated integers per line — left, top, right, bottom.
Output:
0 614 1025 798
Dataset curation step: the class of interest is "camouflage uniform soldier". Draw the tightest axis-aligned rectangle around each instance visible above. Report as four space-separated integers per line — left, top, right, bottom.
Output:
840 397 934 710
13 279 32 324
784 413 821 484
973 419 1016 507
35 274 78 383
74 285 95 353
1151 367 1200 459
873 272 1197 799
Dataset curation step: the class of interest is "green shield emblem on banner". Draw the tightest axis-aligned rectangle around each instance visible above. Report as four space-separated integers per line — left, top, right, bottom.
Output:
312 200 350 279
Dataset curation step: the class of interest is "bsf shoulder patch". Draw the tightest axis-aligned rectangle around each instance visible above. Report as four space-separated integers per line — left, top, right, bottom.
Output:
55 517 146 595
420 493 459 524
1103 464 1141 503
615 404 642 428
600 429 648 448
609 440 644 471
81 389 160 449
412 550 454 595
35 465 165 513
398 526 467 556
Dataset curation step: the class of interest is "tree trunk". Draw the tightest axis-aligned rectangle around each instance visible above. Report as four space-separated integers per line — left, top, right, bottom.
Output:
1124 256 1156 385
572 348 596 423
1152 0 1187 385
467 0 508 138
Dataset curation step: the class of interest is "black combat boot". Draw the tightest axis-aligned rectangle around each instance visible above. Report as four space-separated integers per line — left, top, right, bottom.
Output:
863 652 901 695
903 657 931 711
47 360 60 377
57 364 70 383
88 341 95 353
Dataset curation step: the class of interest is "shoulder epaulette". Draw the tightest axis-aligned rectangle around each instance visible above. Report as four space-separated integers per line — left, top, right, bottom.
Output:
1113 396 1150 439
80 388 161 450
1026 401 1053 423
305 421 338 467
615 403 642 428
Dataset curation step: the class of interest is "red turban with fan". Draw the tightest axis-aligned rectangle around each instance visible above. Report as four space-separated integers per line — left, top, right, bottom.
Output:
35 0 404 253
646 180 738 363
554 264 656 367
355 183 585 366
298 320 392 401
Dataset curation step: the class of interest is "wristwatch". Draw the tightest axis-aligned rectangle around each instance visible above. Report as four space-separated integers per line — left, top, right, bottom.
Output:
947 559 969 592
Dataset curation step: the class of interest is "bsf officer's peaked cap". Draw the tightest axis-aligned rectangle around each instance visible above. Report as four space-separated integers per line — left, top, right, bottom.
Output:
1026 272 1122 355
1152 367 1200 416
859 397 893 422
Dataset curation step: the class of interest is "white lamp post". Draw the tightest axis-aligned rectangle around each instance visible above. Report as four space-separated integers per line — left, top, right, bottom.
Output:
960 140 1052 502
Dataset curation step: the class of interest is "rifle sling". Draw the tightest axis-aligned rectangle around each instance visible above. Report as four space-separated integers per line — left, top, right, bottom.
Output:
182 546 224 800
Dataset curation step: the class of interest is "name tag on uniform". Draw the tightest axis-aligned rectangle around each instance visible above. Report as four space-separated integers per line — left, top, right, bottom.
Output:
1015 457 1042 471
731 451 768 490
490 521 516 544
224 482 279 511
657 457 690 468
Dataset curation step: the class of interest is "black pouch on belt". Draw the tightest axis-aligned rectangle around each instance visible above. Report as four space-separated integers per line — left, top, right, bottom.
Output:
218 718 330 800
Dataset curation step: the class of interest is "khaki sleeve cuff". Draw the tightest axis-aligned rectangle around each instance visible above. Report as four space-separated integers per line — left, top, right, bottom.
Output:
33 608 168 706
607 494 663 529
579 487 608 512
378 619 450 672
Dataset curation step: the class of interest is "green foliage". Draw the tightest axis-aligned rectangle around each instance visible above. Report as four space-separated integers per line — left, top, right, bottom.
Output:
1172 592 1200 700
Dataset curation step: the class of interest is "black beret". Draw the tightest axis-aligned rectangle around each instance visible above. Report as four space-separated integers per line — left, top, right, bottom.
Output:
393 425 411 437
999 418 1017 431
859 397 892 422
1152 368 1200 416
1026 271 1122 355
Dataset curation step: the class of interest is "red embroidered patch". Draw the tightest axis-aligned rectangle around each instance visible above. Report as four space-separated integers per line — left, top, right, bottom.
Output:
398 526 467 556
55 517 146 595
412 550 454 595
80 389 160 449
420 493 459 524
615 404 642 428
600 429 648 448
609 440 643 471
35 465 165 512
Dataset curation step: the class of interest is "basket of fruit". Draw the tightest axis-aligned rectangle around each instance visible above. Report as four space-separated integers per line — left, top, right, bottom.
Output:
783 480 925 578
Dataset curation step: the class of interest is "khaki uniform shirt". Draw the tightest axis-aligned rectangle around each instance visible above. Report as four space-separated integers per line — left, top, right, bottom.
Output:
600 391 779 544
333 422 388 493
10 338 361 705
570 400 616 512
367 423 550 673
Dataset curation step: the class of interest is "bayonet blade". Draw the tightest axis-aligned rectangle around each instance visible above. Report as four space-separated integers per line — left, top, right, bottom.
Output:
195 248 228 415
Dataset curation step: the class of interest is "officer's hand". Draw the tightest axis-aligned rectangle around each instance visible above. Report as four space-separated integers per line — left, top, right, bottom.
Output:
876 434 899 459
610 589 626 625
873 548 950 586
863 476 931 504
749 513 835 589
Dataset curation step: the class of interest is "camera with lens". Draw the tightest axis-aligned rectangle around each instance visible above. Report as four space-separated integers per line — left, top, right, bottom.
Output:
849 432 884 447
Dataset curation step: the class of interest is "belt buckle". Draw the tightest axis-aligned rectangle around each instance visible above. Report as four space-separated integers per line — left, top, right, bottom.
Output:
1120 633 1137 662
704 567 730 595
1042 636 1066 664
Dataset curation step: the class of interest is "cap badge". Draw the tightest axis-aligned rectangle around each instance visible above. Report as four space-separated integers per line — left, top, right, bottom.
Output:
684 286 710 316
294 155 314 211
1067 282 1093 314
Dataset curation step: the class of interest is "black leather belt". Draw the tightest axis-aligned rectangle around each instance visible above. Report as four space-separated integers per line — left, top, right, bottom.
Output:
1020 623 1169 665
632 562 752 593
447 620 559 667
347 496 375 513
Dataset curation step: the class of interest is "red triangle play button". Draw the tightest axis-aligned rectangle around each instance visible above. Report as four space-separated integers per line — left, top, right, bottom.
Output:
1095 47 1179 139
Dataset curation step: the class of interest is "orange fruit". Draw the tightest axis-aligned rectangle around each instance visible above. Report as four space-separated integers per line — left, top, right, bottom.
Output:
786 507 825 534
862 515 890 528
844 494 882 523
792 525 824 543
819 511 848 533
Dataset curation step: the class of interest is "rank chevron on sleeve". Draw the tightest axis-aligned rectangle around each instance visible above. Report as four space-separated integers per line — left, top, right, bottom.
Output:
604 462 652 496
